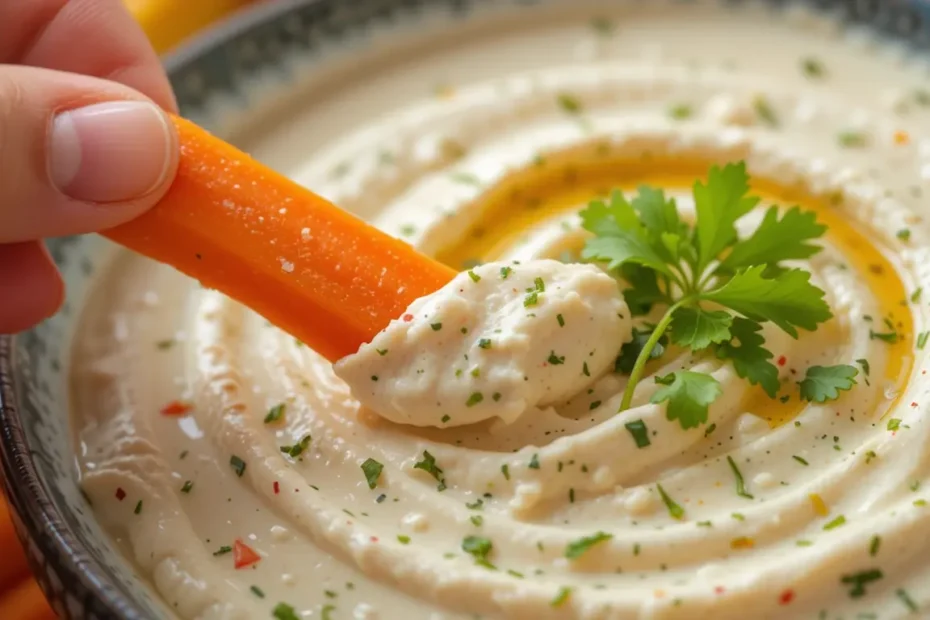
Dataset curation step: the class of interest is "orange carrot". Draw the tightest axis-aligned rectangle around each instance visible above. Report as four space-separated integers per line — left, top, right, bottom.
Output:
103 116 455 362
0 501 32 591
0 578 57 620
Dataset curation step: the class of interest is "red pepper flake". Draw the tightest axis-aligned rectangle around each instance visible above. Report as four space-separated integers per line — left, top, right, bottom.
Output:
779 589 795 605
370 536 379 543
233 539 261 569
160 400 193 416
402 314 414 322
912 402 919 408
115 487 126 501
273 481 280 495
714 586 725 595
777 355 787 367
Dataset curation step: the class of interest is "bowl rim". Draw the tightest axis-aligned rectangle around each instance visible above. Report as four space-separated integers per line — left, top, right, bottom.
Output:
0 2 324 617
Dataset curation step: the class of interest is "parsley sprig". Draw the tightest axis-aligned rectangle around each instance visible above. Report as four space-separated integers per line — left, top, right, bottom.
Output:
581 162 854 428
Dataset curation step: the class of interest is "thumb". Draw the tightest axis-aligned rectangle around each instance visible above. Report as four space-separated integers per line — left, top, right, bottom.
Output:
0 65 179 243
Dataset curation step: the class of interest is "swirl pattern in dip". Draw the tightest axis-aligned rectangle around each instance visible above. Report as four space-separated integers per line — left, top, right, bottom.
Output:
73 2 930 619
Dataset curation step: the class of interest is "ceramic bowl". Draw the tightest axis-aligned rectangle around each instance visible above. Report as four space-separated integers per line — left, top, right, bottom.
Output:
2 0 930 618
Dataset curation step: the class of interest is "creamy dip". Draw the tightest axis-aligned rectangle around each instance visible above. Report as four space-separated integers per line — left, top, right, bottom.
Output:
334 260 632 427
72 2 930 619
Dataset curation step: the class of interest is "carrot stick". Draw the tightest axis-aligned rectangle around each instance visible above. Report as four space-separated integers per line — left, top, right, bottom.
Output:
0 501 32 591
0 578 57 620
103 116 456 362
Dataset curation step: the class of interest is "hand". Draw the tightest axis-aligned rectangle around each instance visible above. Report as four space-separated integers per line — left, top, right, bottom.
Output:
0 0 180 334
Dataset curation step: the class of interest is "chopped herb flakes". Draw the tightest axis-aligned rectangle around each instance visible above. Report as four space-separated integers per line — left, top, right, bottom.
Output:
230 455 247 477
669 104 693 120
547 351 565 365
870 535 881 557
624 419 651 448
897 588 919 612
801 57 825 78
888 418 902 431
919 331 929 350
557 93 582 114
264 403 286 424
213 545 232 556
501 464 510 480
361 458 383 489
466 392 484 407
250 585 265 598
272 602 300 620
551 586 572 608
565 532 613 559
280 434 312 458
753 96 779 126
528 454 541 470
413 450 446 491
478 338 492 349
656 483 685 520
557 314 565 327
467 270 481 282
823 515 847 530
841 568 883 598
838 131 868 148
134 500 143 515
430 322 443 331
462 535 493 566
180 480 194 493
397 535 410 545
792 455 809 466
726 456 754 499
870 329 899 344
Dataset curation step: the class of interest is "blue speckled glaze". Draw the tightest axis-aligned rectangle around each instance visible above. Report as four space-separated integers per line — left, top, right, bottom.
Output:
0 1 928 618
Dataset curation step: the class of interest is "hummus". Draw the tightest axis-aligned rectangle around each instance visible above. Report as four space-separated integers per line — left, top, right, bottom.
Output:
334 260 632 427
71 2 930 619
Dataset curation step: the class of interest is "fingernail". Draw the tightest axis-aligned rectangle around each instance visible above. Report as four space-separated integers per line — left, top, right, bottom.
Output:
49 101 175 203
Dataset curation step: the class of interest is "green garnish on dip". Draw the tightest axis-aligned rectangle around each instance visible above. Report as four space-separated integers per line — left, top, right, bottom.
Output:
581 162 856 430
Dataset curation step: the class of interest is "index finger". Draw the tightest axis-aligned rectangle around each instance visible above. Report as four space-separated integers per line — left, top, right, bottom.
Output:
0 0 177 112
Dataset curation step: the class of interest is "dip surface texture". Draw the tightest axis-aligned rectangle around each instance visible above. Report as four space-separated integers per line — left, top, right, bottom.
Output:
72 2 930 619
334 260 632 427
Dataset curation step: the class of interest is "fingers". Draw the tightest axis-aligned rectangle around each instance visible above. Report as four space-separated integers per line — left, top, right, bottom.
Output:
0 65 179 244
0 242 63 335
0 0 176 112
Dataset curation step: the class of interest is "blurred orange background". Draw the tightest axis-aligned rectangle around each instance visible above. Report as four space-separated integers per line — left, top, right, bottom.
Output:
0 2 258 617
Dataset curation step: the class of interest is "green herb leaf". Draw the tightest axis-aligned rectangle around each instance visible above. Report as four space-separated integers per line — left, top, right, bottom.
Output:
361 458 384 490
580 191 674 276
650 371 721 429
615 328 668 374
620 264 667 316
798 365 858 402
670 307 733 351
715 317 780 397
722 206 826 271
702 266 832 338
565 531 613 560
693 162 760 273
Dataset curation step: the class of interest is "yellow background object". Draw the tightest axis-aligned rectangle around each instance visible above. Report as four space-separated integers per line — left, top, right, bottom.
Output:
125 0 252 53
